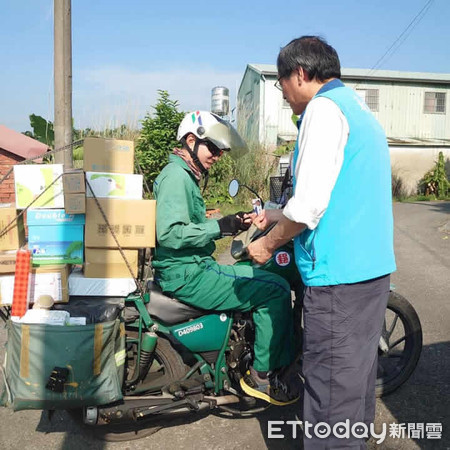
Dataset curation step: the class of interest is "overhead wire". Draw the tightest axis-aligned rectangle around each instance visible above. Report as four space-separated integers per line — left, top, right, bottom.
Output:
365 0 435 78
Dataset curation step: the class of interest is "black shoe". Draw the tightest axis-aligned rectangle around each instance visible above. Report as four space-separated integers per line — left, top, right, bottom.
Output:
276 356 304 398
240 370 299 406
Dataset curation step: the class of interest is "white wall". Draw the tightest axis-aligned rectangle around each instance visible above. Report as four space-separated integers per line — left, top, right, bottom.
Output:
390 147 450 195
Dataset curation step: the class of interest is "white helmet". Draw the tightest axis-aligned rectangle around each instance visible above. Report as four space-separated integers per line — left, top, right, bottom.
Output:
177 111 248 158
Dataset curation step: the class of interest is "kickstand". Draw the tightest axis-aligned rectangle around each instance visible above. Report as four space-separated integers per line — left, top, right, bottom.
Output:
46 409 55 422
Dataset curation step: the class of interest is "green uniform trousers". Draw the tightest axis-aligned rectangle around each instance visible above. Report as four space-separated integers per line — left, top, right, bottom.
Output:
160 258 294 372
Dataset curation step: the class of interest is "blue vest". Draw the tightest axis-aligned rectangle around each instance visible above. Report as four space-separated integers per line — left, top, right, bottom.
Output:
293 79 396 286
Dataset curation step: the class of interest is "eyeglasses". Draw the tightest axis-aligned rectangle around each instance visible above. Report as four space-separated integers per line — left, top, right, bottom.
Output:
204 141 224 157
275 77 283 91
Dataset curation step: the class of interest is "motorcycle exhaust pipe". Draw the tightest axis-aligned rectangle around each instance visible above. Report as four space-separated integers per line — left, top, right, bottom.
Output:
83 395 242 425
205 395 240 406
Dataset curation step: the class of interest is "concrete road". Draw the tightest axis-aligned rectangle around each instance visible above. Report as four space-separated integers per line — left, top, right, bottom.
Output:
0 201 448 450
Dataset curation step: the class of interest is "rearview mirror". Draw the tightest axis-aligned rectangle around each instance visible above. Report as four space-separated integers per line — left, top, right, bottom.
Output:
228 179 240 197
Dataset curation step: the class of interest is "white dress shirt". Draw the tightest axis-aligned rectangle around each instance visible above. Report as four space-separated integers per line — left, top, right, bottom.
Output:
283 96 349 230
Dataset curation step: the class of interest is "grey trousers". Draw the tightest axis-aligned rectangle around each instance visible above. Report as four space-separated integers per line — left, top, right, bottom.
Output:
302 275 390 450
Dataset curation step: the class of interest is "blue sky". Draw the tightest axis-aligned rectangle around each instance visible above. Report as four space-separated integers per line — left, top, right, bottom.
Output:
1 0 449 133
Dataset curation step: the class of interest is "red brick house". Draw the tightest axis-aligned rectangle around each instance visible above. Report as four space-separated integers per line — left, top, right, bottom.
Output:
0 125 49 204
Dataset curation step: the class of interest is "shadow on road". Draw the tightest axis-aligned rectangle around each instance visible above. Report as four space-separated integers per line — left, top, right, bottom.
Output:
251 341 449 450
380 340 450 449
406 201 450 214
34 406 213 448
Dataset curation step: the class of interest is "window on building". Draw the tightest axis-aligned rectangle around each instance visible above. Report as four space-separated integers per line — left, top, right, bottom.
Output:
356 89 379 112
424 92 446 114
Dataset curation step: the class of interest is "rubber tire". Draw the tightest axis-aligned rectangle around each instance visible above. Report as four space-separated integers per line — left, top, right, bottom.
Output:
375 291 422 397
69 336 187 442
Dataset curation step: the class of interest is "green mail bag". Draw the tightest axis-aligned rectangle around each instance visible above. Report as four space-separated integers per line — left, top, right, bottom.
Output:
0 318 125 411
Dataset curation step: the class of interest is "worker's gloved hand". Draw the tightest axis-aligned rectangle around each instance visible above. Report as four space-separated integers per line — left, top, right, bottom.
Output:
236 211 253 231
218 214 246 236
218 212 254 236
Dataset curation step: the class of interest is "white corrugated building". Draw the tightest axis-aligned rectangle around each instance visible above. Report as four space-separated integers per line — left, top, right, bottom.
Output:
237 64 450 193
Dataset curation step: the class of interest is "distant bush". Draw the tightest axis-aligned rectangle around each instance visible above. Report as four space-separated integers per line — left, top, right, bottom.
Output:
136 90 185 192
273 141 295 157
204 153 235 207
230 144 278 206
418 152 450 199
391 170 408 201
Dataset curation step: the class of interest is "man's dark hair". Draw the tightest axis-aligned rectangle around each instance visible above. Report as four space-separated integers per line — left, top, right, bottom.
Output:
277 36 341 82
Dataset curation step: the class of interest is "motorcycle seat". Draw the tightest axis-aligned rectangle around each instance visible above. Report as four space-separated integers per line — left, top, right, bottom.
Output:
146 281 205 325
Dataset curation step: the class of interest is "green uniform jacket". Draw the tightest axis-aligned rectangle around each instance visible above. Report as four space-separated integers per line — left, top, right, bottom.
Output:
152 154 221 292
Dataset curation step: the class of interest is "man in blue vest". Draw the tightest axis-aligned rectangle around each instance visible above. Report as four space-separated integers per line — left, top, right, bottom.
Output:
248 36 396 449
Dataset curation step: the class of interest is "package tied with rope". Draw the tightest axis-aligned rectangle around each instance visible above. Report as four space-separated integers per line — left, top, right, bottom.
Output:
0 204 25 251
13 164 64 210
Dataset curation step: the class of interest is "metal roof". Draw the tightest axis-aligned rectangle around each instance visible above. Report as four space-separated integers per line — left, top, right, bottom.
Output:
387 137 450 146
247 64 278 76
247 64 450 84
0 125 48 160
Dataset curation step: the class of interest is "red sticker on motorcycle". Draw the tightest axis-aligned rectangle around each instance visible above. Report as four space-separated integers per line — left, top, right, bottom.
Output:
275 251 290 267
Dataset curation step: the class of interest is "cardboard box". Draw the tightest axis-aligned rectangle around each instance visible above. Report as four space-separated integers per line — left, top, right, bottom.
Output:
84 248 138 278
64 193 86 214
86 172 143 199
0 204 25 250
0 264 69 305
69 267 137 297
14 164 64 209
83 137 135 174
20 309 70 326
85 198 156 248
0 250 18 273
18 309 70 326
63 169 86 194
27 209 85 264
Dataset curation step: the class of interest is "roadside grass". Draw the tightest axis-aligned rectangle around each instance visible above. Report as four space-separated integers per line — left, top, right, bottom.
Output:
395 194 450 202
210 202 247 260
213 236 234 260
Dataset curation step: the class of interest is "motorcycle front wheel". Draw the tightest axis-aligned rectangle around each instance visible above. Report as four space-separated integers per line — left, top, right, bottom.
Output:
375 291 422 397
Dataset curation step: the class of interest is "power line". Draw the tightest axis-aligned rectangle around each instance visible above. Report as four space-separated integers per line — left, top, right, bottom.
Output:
365 0 435 77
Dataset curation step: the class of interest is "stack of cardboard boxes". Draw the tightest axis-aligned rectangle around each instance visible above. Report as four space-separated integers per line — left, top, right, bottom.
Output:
0 137 156 312
83 137 155 279
0 166 70 306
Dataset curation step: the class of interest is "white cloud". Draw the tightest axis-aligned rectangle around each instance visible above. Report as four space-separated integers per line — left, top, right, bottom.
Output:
73 65 243 130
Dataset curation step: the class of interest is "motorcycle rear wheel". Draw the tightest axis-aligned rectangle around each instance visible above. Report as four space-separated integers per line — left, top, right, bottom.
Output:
375 291 422 397
69 336 187 442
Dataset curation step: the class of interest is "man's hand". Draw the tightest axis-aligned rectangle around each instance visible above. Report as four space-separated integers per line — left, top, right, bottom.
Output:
253 209 284 230
247 216 307 264
247 236 274 265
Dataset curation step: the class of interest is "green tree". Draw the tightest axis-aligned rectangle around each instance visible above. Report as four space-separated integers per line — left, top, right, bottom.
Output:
136 90 185 189
203 153 236 206
23 114 55 147
418 151 450 199
24 114 85 147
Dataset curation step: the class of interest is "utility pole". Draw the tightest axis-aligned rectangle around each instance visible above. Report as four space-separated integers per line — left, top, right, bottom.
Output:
54 0 73 168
